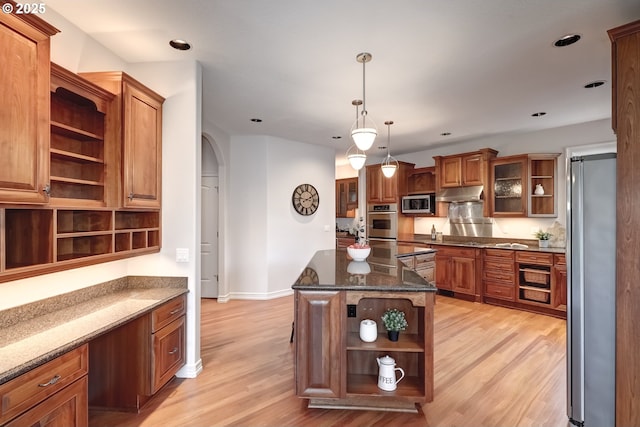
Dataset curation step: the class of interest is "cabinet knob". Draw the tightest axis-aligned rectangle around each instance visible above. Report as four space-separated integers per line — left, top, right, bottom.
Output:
42 184 51 196
38 374 61 387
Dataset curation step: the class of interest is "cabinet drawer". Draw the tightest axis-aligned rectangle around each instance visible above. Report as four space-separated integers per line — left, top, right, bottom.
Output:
151 316 186 394
435 246 477 258
484 248 514 259
484 257 515 273
152 295 186 332
416 267 434 283
485 282 515 301
398 256 415 268
0 344 88 425
554 253 566 265
5 376 88 427
516 251 553 265
415 253 435 267
484 269 515 284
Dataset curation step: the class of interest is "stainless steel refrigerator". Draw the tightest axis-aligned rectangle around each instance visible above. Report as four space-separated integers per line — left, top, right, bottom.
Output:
567 151 616 427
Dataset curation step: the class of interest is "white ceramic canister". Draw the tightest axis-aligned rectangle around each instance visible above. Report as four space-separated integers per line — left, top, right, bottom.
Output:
359 319 378 342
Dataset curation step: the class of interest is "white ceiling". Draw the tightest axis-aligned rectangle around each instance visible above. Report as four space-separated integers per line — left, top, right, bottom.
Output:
47 0 640 164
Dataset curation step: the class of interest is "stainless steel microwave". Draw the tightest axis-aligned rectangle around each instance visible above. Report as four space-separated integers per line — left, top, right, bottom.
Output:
401 194 435 214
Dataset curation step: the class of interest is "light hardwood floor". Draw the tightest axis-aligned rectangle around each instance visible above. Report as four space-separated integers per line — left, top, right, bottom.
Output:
90 295 569 427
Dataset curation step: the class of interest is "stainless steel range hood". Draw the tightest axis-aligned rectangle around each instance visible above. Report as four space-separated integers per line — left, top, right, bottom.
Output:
435 185 484 202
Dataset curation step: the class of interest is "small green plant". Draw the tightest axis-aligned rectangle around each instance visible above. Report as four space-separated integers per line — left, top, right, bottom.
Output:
534 229 552 240
381 308 408 332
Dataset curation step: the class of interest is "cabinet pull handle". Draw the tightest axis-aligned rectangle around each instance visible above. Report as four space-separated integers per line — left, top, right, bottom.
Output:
168 347 178 355
129 192 155 200
38 374 61 387
42 184 51 196
170 308 181 315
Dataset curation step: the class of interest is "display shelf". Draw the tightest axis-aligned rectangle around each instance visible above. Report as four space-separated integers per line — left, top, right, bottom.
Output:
528 155 559 217
346 332 424 352
4 209 54 269
346 374 424 398
56 234 112 261
115 211 160 230
50 65 110 205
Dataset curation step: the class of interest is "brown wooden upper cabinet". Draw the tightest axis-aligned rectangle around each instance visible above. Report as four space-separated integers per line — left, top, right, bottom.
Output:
336 177 358 218
490 153 559 218
434 148 497 217
80 72 164 209
434 149 497 190
407 166 436 194
366 161 414 204
0 11 58 204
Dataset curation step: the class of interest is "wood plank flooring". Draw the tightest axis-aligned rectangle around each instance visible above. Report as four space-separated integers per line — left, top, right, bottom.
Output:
89 295 569 427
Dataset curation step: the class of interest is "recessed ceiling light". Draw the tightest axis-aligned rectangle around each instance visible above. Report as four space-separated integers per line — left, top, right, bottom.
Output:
169 39 191 51
332 136 342 140
554 34 581 47
440 132 451 136
584 80 606 89
531 112 547 117
378 146 387 150
250 118 262 123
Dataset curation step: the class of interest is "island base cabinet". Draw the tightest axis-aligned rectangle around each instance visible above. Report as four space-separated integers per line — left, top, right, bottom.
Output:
295 289 434 410
294 291 345 398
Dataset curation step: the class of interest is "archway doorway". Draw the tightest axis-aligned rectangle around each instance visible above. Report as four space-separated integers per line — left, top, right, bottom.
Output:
201 135 219 298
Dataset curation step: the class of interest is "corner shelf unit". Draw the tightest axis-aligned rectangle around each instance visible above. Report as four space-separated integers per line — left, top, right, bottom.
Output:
1 207 160 282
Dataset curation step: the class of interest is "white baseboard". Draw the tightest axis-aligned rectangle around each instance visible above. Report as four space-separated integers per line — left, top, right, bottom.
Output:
228 288 293 300
177 358 203 378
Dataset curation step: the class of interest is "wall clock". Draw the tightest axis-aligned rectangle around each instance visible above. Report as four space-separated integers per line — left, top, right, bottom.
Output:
297 267 319 285
292 183 319 216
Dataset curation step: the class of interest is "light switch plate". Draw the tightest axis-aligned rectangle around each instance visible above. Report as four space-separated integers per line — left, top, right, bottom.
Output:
176 248 189 262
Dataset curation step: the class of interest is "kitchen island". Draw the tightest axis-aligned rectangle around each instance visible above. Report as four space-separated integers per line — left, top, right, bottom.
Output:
292 247 437 413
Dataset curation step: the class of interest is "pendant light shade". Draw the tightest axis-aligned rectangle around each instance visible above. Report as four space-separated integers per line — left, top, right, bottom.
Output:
381 121 399 178
347 144 366 170
350 53 377 151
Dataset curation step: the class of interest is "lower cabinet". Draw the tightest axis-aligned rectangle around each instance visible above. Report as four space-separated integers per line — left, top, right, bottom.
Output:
483 249 516 301
552 254 567 311
294 291 344 398
434 246 480 299
89 295 186 411
0 344 88 427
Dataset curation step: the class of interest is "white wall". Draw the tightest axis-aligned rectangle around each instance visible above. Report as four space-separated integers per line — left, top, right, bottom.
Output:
226 135 335 299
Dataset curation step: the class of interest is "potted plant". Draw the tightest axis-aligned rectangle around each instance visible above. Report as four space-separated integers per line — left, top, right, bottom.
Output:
381 308 408 342
534 229 552 248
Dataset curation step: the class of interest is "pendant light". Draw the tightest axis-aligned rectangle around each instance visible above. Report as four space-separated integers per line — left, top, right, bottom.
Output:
381 120 399 178
347 99 366 170
350 52 377 151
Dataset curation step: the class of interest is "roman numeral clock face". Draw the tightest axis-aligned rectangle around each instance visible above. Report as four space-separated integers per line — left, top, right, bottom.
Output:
292 184 319 216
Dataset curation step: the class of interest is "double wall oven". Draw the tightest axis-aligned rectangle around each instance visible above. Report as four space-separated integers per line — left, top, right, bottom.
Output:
367 203 398 267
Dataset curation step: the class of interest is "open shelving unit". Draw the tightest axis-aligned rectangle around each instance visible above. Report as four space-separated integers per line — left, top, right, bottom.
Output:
50 64 112 207
528 155 559 217
344 295 428 402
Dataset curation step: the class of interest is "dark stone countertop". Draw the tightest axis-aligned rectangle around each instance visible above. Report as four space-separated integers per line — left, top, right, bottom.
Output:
292 249 437 292
398 234 566 254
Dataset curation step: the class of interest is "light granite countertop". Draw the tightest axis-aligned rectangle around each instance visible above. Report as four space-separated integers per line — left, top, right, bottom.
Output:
0 276 188 385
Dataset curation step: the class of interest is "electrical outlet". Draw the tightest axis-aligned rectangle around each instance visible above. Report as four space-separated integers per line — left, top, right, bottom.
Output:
176 248 189 263
347 304 357 317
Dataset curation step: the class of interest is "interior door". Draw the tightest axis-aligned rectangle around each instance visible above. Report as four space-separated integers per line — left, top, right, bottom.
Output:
201 175 218 298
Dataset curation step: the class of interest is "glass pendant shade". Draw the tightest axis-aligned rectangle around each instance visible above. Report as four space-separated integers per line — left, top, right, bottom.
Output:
381 154 398 178
346 145 366 170
350 112 377 151
380 120 398 178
